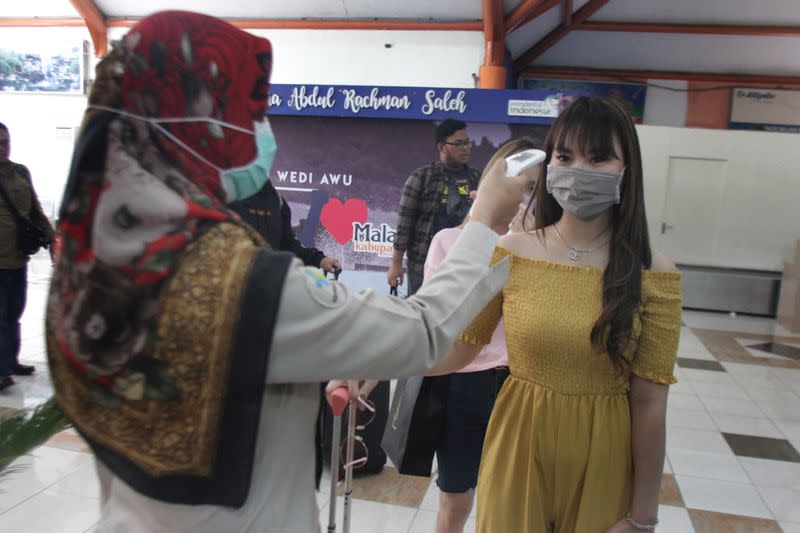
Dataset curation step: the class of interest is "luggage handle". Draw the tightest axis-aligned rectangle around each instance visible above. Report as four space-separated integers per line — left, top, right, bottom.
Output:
327 386 350 417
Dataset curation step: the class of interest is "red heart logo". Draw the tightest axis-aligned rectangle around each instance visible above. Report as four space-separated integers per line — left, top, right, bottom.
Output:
320 198 369 245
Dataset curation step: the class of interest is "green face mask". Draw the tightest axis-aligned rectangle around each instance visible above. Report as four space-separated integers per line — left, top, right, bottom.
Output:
220 119 278 202
87 106 277 203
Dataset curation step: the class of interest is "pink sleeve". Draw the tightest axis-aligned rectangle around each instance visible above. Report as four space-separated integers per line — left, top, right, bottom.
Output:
423 229 458 282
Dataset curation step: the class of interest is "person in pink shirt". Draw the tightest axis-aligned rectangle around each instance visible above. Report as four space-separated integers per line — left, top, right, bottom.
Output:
424 137 539 533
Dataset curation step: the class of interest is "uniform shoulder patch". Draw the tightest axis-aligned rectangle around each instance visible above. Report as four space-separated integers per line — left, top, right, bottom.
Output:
302 267 343 308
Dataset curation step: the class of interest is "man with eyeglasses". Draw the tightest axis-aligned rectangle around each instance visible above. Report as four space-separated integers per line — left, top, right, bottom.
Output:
389 119 480 296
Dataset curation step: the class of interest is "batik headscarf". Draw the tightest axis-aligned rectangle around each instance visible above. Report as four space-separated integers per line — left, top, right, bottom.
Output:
47 11 290 507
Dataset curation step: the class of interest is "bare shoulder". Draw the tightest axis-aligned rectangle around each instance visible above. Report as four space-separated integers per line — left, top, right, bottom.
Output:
650 249 678 273
498 228 548 257
497 231 527 254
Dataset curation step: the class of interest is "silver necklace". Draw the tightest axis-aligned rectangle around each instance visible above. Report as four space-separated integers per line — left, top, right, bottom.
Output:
553 223 610 262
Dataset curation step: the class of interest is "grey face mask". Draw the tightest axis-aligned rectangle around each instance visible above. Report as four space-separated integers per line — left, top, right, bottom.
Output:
546 165 624 220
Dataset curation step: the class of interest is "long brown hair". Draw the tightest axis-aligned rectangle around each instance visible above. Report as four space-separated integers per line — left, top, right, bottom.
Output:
460 136 538 227
534 96 652 374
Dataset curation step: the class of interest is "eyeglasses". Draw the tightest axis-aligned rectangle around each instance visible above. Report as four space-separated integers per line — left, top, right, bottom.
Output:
444 140 474 150
339 396 376 469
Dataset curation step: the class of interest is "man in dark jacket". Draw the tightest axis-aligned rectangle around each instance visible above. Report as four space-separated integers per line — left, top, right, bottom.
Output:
388 119 480 296
231 181 340 272
0 122 55 390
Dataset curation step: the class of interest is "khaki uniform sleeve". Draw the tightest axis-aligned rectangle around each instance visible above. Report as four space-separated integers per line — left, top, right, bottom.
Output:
267 222 510 383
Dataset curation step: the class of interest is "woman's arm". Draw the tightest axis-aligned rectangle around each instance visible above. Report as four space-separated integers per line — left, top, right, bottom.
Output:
628 375 669 526
426 340 482 376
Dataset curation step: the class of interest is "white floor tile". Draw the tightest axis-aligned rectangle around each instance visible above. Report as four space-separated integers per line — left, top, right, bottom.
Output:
739 458 800 491
668 393 706 412
419 478 439 512
691 381 750 400
757 487 800 522
667 449 750 483
710 413 785 439
722 362 779 379
700 396 764 418
0 447 93 514
782 376 800 397
667 408 717 431
49 463 101 500
780 521 800 533
669 380 696 395
316 489 329 513
676 348 717 361
675 476 772 518
663 457 672 474
755 399 800 422
0 489 99 533
748 389 800 405
774 421 800 442
681 311 789 336
667 428 734 455
318 498 417 533
408 509 476 533
657 504 695 533
681 369 739 386
735 375 798 399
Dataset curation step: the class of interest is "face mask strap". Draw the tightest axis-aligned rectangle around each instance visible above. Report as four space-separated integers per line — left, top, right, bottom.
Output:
87 105 262 173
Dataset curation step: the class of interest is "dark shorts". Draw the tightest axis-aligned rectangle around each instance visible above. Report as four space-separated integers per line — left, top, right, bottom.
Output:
435 366 509 494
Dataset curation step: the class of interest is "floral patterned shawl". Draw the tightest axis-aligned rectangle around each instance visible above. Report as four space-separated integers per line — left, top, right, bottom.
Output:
46 11 291 507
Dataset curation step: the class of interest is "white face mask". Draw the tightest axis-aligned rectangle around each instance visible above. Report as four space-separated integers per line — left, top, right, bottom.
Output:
546 165 623 220
88 105 277 202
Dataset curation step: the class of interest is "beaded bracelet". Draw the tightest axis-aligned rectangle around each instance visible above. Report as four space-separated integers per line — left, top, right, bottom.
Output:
626 513 658 530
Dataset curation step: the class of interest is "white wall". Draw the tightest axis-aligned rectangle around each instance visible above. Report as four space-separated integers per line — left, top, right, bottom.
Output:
109 27 485 88
0 93 88 216
4 26 484 215
0 27 92 216
4 27 797 274
638 125 800 271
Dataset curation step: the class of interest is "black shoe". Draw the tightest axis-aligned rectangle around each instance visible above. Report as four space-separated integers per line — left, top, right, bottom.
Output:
12 364 35 376
0 376 15 391
352 463 385 479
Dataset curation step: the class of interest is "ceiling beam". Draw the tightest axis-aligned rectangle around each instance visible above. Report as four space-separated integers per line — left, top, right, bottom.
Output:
480 0 507 88
505 0 561 34
0 18 87 27
563 0 573 27
106 18 482 31
578 21 800 37
68 0 108 56
520 66 800 85
513 0 609 70
483 0 506 65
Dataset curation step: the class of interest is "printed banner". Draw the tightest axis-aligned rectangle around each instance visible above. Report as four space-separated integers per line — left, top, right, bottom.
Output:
268 83 578 124
517 78 646 123
270 116 549 271
730 87 800 133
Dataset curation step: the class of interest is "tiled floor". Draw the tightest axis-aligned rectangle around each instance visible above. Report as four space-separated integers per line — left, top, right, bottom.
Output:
2 259 800 532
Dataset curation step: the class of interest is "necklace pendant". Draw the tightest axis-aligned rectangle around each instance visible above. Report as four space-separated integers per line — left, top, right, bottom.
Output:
568 249 580 262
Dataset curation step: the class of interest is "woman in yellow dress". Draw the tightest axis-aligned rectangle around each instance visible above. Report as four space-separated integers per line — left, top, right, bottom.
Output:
432 96 682 532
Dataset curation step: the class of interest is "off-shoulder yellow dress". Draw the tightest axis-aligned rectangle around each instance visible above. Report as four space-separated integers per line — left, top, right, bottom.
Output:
461 248 682 533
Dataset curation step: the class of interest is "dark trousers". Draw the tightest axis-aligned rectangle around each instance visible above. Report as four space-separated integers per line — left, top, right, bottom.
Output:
407 270 424 297
0 267 27 377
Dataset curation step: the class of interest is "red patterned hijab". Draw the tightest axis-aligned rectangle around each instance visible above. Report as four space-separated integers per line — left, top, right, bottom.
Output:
49 11 271 394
